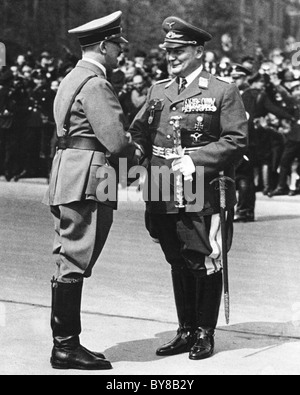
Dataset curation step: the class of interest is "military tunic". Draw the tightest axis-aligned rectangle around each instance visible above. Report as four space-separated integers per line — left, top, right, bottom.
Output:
130 69 248 215
44 60 134 281
130 69 248 275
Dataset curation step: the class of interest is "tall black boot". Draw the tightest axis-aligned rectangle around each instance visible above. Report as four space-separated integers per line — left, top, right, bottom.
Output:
156 267 197 356
50 279 112 370
189 271 223 360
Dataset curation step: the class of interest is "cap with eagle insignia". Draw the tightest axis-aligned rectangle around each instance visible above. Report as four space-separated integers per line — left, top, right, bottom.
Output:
230 64 252 79
68 11 128 47
160 16 212 49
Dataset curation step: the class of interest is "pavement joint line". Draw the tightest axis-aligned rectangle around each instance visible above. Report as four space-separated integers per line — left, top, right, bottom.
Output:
0 298 176 325
2 298 300 342
217 328 300 341
243 344 283 358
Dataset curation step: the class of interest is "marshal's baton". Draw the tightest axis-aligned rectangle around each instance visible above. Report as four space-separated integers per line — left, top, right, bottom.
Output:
210 171 234 325
169 116 185 209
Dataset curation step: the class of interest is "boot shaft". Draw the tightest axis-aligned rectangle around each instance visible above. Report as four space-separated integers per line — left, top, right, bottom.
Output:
171 268 197 331
195 271 223 330
51 279 83 339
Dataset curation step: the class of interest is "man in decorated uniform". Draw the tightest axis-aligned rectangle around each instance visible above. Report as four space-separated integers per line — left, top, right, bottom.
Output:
130 17 248 360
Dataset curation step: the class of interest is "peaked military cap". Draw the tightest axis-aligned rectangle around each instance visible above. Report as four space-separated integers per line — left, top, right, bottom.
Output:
31 68 48 80
68 11 128 47
248 72 264 85
230 64 252 79
160 16 212 49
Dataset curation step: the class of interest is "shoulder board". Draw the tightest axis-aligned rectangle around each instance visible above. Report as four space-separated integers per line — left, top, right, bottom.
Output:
216 76 232 84
155 78 172 85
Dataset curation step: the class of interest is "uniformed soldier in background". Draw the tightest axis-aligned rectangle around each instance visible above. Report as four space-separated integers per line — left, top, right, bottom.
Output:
231 64 257 222
0 69 15 180
44 11 137 371
15 69 53 180
130 17 248 360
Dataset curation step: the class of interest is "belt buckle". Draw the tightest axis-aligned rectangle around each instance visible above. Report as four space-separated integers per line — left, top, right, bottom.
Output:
164 148 174 156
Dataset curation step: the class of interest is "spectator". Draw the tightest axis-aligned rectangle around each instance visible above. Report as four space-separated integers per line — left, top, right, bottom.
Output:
204 51 217 75
269 81 300 196
15 69 53 180
15 54 26 71
232 65 257 222
1 42 300 190
241 55 256 74
119 73 149 129
134 49 147 71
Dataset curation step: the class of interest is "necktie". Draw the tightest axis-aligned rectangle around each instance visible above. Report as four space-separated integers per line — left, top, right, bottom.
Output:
178 77 187 94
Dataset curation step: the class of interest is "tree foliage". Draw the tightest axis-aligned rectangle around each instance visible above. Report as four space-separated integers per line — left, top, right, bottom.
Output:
0 0 254 61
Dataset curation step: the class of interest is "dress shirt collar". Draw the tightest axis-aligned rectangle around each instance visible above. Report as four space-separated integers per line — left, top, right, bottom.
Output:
82 56 107 78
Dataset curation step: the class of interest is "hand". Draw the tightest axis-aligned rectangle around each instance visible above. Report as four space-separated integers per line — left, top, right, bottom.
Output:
172 155 195 182
270 74 281 87
135 148 143 160
125 132 133 144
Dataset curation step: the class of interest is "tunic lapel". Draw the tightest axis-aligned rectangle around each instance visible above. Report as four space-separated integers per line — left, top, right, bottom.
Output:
164 78 178 103
164 69 211 105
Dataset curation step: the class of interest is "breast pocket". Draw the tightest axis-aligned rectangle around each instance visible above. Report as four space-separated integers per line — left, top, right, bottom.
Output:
185 113 212 133
147 100 165 130
183 113 219 147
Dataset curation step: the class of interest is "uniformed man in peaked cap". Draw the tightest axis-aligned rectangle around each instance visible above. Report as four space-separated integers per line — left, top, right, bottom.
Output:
44 11 138 370
130 17 248 360
230 63 252 94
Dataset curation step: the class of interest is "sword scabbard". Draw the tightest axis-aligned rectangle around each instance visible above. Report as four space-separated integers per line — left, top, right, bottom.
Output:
210 172 234 325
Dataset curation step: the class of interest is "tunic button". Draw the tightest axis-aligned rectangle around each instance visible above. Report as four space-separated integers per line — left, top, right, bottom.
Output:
167 135 172 139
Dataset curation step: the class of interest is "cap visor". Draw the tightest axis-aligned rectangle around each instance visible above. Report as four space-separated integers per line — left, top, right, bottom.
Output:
159 42 186 49
109 36 128 44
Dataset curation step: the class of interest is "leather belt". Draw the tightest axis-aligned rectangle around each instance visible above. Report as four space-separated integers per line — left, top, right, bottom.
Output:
57 136 106 152
152 145 201 159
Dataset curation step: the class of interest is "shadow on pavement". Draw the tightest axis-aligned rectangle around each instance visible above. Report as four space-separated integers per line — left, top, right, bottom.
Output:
256 215 300 222
105 321 300 363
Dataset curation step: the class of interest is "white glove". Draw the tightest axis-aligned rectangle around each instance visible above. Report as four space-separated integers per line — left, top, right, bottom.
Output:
172 155 196 182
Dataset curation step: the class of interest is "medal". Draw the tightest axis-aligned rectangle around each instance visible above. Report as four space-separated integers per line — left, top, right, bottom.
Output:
148 110 155 125
148 99 164 125
182 98 217 113
194 116 204 132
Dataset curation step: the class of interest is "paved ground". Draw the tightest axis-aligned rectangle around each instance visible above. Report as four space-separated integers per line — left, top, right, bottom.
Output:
0 177 300 375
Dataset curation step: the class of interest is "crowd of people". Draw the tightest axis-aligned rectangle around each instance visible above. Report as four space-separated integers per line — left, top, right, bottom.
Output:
0 45 299 207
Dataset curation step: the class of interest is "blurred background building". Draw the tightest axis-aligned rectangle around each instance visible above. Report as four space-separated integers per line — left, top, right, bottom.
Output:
239 0 300 54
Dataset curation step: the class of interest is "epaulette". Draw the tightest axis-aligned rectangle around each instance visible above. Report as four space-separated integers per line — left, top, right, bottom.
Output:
216 76 232 84
155 78 172 85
